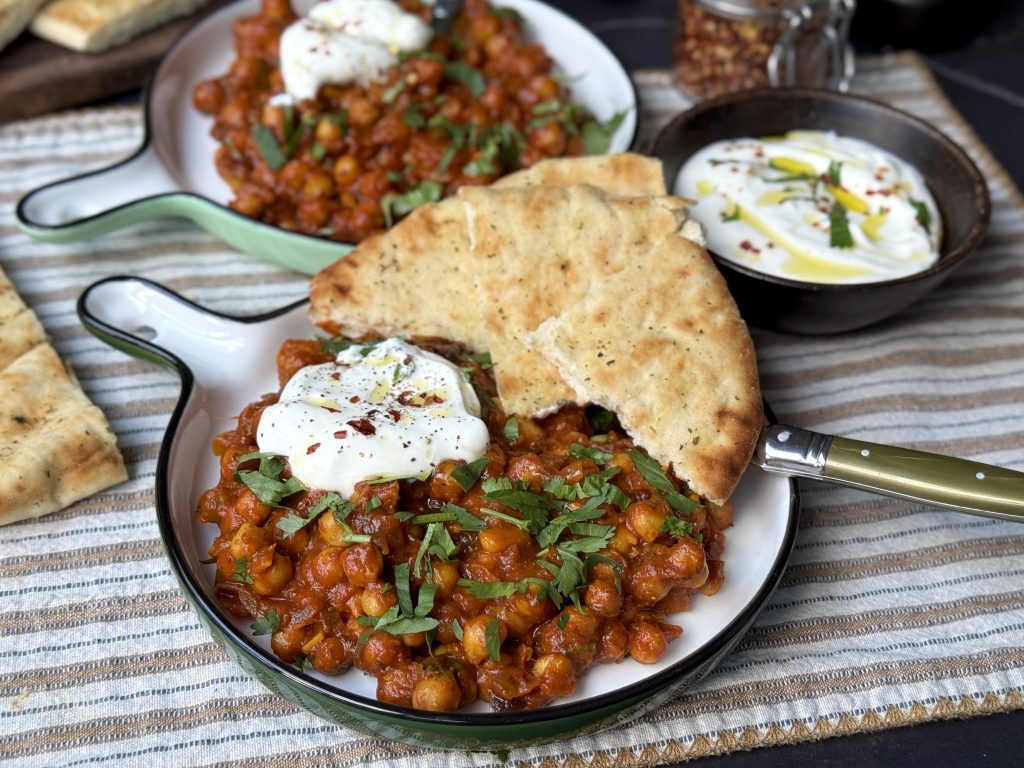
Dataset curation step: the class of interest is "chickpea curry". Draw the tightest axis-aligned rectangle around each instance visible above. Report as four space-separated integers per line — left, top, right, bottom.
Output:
197 337 730 713
192 0 627 244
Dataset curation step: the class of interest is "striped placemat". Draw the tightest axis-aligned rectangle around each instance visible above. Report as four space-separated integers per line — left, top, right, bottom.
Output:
2 51 1023 767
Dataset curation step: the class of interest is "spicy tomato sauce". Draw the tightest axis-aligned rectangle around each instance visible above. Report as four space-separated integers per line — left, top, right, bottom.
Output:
193 0 609 244
197 338 729 712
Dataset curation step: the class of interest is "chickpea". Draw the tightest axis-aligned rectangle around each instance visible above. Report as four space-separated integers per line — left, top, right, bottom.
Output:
229 522 266 561
311 637 349 675
461 615 506 665
219 96 249 130
348 96 380 127
358 631 408 672
341 543 384 587
595 619 629 663
315 116 342 145
233 490 272 526
626 498 670 543
629 620 668 664
271 625 305 661
532 653 576 698
192 80 225 114
529 122 567 156
231 191 266 219
505 454 548 489
333 155 361 187
667 538 708 588
302 171 335 199
252 554 292 596
317 509 351 547
610 451 634 474
412 675 461 712
306 546 346 590
701 559 725 596
584 579 622 619
478 524 531 554
609 524 639 555
431 561 460 596
709 499 734 529
429 459 468 502
279 159 307 190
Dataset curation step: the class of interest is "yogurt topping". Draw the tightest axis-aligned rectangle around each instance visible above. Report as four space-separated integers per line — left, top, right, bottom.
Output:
256 338 489 498
676 131 942 284
279 0 432 101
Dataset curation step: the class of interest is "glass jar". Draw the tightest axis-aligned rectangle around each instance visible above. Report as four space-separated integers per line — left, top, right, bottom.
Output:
674 0 856 100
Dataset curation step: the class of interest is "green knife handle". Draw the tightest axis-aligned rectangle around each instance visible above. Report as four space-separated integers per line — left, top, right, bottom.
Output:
755 425 1024 522
825 437 1024 520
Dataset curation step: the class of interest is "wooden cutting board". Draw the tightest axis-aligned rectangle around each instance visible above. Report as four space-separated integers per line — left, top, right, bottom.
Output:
0 0 234 125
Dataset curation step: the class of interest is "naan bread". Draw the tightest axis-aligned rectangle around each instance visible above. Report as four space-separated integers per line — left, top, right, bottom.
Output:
0 266 126 526
309 153 668 346
29 0 208 52
0 0 48 52
461 185 692 416
530 235 761 503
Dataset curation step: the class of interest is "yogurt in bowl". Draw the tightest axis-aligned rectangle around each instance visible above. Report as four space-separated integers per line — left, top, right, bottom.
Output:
677 130 942 284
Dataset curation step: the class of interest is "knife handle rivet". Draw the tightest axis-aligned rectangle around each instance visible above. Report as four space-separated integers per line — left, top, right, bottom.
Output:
861 449 870 457
778 430 791 442
977 472 986 480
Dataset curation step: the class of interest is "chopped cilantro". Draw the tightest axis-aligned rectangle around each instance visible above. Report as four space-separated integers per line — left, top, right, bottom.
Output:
382 79 406 103
380 181 443 227
557 613 571 630
231 557 254 585
443 61 486 98
401 104 426 129
503 416 519 443
438 145 457 174
482 483 558 534
451 620 464 640
910 198 932 234
414 522 459 577
581 109 629 155
234 451 305 507
829 201 854 248
251 124 287 171
445 502 487 532
661 515 695 538
828 160 843 187
451 456 489 491
469 352 493 369
484 618 502 662
310 142 326 161
723 204 741 222
567 443 612 464
250 609 281 636
627 449 703 515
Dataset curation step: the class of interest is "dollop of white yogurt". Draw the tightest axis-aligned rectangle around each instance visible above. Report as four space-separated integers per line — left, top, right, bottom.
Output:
257 338 489 498
279 0 432 101
676 131 942 284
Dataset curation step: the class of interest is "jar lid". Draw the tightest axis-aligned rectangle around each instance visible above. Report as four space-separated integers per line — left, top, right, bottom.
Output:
692 0 835 21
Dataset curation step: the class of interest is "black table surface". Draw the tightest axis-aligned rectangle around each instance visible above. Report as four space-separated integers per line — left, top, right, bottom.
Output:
543 1 1023 766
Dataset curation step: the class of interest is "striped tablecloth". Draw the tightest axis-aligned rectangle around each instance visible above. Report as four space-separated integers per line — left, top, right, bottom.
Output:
2 52 1023 767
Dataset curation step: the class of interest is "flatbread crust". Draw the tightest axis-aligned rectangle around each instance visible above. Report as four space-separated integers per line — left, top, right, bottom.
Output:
530 235 762 503
0 0 49 52
29 0 208 52
0 265 46 369
461 185 692 416
0 344 128 525
309 153 668 346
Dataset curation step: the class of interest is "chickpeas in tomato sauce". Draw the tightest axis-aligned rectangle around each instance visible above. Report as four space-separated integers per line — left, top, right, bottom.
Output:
197 338 730 712
193 0 622 244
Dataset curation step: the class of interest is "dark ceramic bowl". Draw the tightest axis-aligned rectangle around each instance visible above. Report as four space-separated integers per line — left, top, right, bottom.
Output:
77 276 799 750
652 89 991 335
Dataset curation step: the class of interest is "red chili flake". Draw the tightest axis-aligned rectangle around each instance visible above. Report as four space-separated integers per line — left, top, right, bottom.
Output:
324 406 340 413
307 443 321 454
403 355 412 364
347 418 376 435
388 409 401 422
331 372 341 380
349 395 361 403
739 240 761 254
397 391 416 405
333 430 348 439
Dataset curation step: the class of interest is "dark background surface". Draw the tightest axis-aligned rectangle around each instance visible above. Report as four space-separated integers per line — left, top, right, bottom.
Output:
544 0 1024 766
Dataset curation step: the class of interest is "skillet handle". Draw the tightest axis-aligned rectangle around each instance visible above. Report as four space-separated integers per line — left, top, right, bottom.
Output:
16 145 182 242
77 276 248 380
756 424 1024 522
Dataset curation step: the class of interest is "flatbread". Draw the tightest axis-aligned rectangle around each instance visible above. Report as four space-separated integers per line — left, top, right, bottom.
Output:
0 343 127 525
461 185 692 416
0 264 46 369
530 235 761 503
29 0 208 53
0 0 48 52
309 154 669 347
491 153 666 196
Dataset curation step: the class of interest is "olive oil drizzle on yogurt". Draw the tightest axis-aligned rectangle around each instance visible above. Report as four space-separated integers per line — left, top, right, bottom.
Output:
677 131 942 284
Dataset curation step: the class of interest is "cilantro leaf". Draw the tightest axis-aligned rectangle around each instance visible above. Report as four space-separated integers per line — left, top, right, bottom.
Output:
503 416 519 443
910 198 932 234
395 563 415 616
828 160 843 187
380 181 443 227
235 466 305 507
485 618 502 661
723 204 742 222
567 443 612 464
231 557 254 585
482 484 558 534
251 124 287 171
445 502 487 532
627 449 703 515
451 456 488 491
251 609 281 636
829 202 854 248
414 522 459 577
443 61 486 98
661 515 695 538
581 109 629 155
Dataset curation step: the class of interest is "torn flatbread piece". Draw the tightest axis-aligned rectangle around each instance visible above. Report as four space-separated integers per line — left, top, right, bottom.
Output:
309 153 670 348
0 343 127 525
0 0 48 51
30 0 208 53
462 184 692 416
0 264 46 369
530 235 761 503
